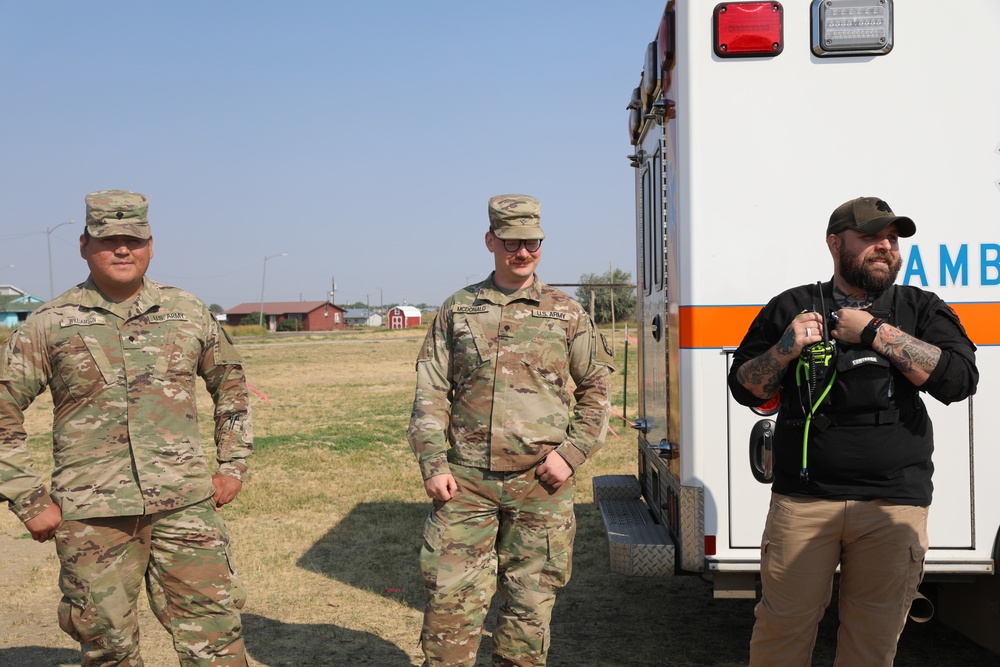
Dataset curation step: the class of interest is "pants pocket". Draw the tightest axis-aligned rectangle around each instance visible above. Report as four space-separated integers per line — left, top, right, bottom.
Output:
539 516 576 591
58 566 132 650
419 505 446 592
225 543 248 611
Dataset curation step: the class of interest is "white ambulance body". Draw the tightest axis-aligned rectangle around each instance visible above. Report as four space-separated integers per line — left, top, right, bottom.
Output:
595 0 1000 651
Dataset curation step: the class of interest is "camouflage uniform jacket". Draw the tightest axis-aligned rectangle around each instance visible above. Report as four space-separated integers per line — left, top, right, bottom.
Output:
408 273 614 480
0 277 253 523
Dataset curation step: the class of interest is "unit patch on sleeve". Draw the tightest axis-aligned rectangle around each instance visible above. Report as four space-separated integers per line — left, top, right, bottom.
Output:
601 332 614 357
531 310 569 321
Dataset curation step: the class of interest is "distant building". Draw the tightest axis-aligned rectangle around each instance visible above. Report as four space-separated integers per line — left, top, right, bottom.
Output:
0 285 44 328
344 309 383 327
386 305 421 330
223 301 346 332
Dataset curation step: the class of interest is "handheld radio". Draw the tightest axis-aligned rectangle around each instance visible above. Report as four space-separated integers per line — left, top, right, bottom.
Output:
795 281 838 483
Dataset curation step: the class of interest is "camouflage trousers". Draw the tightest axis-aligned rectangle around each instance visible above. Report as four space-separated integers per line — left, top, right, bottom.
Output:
54 497 248 667
419 462 576 667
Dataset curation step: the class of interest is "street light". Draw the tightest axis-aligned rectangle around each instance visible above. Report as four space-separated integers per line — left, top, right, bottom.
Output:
47 220 76 299
259 253 287 329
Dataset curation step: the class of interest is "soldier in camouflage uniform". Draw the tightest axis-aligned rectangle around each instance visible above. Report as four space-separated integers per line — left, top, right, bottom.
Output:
408 194 615 667
0 190 252 666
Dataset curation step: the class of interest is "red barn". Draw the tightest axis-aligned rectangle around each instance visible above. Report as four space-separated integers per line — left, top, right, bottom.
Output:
387 305 421 330
224 301 346 332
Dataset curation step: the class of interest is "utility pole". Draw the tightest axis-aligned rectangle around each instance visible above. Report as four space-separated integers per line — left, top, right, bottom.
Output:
46 220 75 299
610 261 617 351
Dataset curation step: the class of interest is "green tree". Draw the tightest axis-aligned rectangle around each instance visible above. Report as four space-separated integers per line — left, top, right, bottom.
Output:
209 303 224 314
240 312 263 326
574 269 636 324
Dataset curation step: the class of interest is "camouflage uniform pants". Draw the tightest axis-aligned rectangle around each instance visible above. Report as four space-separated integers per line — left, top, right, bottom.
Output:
419 462 576 667
55 498 248 667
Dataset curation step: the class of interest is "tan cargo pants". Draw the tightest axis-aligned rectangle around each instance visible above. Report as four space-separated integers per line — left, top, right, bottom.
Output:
749 493 928 667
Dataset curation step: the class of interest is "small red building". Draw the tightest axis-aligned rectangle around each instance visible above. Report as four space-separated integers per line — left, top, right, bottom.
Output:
224 301 346 332
387 305 422 329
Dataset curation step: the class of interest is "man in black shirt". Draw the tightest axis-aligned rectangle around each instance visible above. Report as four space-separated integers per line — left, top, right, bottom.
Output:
728 196 978 666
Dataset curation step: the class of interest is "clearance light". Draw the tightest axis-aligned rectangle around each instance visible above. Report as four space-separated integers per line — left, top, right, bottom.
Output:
713 2 783 58
811 0 893 57
627 86 642 146
657 6 676 82
705 535 717 556
641 40 658 112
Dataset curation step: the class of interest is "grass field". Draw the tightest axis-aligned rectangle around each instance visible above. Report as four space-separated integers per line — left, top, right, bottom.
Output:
1 327 997 666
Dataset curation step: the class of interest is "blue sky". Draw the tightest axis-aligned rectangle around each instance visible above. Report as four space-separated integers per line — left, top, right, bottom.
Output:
0 1 665 309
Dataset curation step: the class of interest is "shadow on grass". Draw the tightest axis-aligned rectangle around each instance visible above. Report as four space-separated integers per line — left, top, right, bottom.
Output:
244 613 413 666
296 501 428 611
294 499 758 666
291 499 998 667
0 647 81 667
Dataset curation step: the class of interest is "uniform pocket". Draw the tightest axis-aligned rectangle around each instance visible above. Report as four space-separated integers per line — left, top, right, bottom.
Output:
451 318 491 387
53 334 116 402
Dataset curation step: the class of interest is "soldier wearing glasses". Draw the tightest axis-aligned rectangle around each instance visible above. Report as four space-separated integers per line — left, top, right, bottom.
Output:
408 194 614 667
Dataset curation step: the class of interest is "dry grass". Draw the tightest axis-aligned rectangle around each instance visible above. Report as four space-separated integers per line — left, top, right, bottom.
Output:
1 329 996 666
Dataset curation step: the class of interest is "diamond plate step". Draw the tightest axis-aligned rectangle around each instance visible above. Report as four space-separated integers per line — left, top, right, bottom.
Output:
592 474 641 503
593 475 675 577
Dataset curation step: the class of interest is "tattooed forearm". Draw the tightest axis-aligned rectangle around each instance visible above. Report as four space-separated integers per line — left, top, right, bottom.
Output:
775 329 795 355
737 350 787 399
876 325 941 385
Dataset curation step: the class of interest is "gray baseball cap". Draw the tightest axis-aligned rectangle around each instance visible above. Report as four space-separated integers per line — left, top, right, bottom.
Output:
827 196 915 238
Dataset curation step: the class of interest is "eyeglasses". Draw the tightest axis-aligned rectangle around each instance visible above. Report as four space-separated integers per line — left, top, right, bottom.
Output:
493 234 542 253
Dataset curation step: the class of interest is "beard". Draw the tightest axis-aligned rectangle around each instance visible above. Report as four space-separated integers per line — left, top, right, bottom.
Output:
838 242 901 294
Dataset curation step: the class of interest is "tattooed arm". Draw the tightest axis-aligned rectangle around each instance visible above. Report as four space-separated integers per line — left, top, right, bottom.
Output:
874 326 940 386
831 308 940 386
735 312 824 400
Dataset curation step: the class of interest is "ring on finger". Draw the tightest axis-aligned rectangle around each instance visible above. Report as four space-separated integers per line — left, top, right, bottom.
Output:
806 327 812 337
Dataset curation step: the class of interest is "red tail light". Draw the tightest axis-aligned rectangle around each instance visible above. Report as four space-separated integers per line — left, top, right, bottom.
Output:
714 2 784 58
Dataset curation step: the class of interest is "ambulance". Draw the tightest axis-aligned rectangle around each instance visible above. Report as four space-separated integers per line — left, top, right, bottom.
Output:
594 0 1000 651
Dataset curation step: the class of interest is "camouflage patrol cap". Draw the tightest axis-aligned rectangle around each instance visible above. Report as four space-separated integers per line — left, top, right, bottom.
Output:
85 190 151 239
488 194 545 240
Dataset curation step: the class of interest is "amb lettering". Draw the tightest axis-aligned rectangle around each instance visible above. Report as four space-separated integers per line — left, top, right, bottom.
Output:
903 243 1000 287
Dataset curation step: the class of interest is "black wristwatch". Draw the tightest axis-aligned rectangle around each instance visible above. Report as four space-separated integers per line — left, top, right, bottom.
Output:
860 317 886 347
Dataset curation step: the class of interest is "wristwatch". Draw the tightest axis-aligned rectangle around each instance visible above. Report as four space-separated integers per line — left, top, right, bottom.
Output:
860 317 886 347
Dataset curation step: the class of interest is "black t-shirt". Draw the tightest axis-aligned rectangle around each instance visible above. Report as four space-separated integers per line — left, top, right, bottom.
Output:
728 281 978 505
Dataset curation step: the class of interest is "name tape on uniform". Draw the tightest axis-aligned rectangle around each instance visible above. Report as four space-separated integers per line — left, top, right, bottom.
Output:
147 312 190 323
452 305 490 314
60 316 107 328
532 310 569 321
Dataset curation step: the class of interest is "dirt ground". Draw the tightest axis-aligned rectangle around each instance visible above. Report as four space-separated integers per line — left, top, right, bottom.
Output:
5 506 1000 667
3 333 999 666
